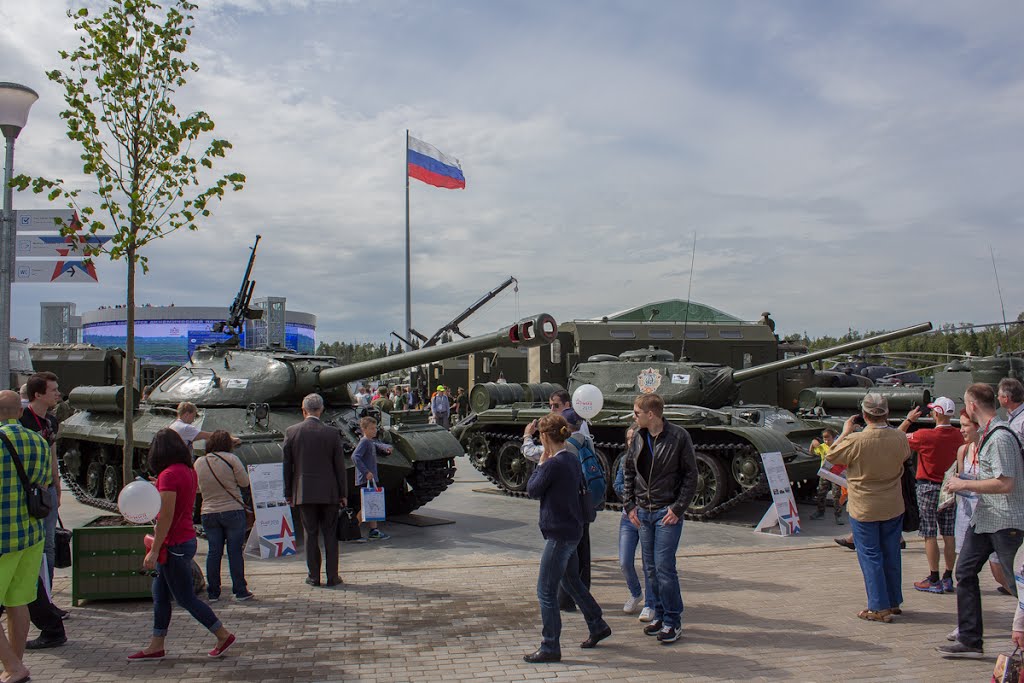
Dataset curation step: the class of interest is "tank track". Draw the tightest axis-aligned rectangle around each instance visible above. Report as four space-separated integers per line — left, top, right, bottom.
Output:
397 458 457 514
59 455 120 513
467 432 770 522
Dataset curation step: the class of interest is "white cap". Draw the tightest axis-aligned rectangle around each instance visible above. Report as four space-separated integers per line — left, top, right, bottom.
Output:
927 397 956 416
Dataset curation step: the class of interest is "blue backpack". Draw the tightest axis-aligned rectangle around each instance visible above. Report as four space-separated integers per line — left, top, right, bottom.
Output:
568 434 606 522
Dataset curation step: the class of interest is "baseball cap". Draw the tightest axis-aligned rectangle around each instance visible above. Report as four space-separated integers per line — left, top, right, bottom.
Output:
436 385 445 391
861 392 889 416
561 407 584 428
927 397 956 416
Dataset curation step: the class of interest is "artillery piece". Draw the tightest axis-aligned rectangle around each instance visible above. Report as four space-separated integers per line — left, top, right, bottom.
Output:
457 322 932 520
57 313 558 515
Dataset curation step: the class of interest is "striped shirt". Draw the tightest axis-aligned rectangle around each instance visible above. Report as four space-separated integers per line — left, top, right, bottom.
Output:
0 419 52 553
972 418 1024 534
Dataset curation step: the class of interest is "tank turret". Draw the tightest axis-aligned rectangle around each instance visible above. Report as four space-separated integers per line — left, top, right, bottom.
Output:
568 322 933 409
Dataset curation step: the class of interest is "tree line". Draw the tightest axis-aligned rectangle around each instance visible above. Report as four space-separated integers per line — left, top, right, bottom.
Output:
314 340 405 366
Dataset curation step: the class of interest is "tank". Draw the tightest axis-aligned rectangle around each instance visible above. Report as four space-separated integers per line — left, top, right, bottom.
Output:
456 322 933 520
56 313 558 515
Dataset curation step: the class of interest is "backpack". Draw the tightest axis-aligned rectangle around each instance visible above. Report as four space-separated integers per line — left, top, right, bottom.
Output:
568 434 606 521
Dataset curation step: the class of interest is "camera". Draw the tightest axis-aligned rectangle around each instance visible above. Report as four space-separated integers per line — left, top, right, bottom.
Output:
851 414 865 426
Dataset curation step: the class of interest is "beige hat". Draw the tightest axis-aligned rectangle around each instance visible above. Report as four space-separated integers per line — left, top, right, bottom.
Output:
861 392 889 416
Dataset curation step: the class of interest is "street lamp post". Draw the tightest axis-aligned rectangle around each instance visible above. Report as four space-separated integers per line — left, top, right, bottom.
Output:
0 82 39 389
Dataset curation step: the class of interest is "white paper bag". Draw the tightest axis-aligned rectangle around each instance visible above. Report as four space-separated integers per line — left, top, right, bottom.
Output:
360 485 386 522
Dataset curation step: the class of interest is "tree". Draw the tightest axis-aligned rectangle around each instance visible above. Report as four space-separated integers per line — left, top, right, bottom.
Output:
14 0 245 488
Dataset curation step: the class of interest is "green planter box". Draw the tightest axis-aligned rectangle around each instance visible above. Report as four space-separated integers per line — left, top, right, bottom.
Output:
71 515 153 606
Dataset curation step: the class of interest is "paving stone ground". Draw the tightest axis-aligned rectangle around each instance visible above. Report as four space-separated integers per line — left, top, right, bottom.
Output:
26 539 1012 682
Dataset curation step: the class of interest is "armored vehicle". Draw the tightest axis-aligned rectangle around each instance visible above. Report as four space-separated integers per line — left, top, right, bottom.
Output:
457 322 932 520
57 313 557 515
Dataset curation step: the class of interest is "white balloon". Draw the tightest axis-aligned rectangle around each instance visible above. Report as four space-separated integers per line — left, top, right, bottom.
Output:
117 480 162 524
572 384 604 420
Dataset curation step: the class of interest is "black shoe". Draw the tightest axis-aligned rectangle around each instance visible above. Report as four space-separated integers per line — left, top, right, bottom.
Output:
57 608 70 620
936 642 984 658
644 620 664 635
523 648 561 663
325 578 343 587
834 537 855 550
581 625 612 649
809 511 824 520
657 626 681 644
304 577 320 587
26 635 67 649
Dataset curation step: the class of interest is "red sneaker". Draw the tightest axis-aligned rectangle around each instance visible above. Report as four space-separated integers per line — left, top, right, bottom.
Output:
127 649 165 661
913 577 944 594
208 633 236 658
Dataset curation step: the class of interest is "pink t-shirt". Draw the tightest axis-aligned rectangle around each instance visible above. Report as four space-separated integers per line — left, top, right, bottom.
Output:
156 463 198 546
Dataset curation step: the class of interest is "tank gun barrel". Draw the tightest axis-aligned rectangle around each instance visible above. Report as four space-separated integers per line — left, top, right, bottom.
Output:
315 313 557 388
732 322 934 383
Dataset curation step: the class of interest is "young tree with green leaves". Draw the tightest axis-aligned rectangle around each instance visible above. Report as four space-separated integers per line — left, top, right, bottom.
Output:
14 0 245 488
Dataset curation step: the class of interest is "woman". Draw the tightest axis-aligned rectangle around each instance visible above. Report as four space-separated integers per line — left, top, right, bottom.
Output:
523 413 611 664
614 424 655 621
825 393 911 623
128 429 236 661
195 430 254 602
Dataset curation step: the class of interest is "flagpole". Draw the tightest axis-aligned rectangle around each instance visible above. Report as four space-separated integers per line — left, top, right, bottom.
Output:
404 129 412 352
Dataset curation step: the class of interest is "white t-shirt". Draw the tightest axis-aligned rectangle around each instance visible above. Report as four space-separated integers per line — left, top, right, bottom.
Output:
170 419 201 449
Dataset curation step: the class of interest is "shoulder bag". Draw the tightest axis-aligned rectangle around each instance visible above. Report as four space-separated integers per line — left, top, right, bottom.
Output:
0 431 52 519
55 513 72 568
202 453 255 529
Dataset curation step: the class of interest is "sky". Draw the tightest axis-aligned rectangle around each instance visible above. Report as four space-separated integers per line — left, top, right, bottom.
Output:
2 0 1023 347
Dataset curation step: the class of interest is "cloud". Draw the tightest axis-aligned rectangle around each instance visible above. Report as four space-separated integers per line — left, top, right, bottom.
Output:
2 0 1023 353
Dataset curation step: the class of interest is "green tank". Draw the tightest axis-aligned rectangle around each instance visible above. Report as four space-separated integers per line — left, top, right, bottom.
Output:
456 322 932 520
56 314 557 515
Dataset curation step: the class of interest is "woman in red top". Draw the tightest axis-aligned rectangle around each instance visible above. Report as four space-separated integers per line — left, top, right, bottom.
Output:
128 429 236 661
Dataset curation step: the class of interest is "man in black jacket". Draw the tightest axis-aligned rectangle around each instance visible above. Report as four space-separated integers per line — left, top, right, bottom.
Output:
623 393 697 645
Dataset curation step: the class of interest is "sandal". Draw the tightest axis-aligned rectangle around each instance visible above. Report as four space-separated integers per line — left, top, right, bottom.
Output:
857 609 892 623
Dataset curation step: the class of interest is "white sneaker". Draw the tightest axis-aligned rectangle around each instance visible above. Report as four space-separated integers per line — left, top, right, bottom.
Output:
946 627 959 642
638 606 655 622
623 594 643 614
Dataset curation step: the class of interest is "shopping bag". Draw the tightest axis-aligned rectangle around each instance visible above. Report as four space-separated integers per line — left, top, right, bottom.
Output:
992 647 1024 682
360 485 386 522
54 515 72 569
337 507 363 542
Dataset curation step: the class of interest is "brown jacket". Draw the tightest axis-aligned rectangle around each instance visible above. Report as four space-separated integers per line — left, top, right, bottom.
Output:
282 416 347 505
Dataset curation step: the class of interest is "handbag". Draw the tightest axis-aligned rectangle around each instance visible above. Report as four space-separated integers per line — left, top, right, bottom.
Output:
143 533 169 564
202 452 255 529
901 460 920 533
336 507 363 542
0 432 53 520
54 514 72 569
360 484 387 522
992 647 1024 682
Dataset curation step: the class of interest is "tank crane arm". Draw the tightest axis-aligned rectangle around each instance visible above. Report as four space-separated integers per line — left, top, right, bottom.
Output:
423 276 518 348
213 234 263 341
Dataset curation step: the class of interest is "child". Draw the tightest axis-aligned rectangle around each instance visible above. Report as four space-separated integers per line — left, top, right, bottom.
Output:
353 417 393 540
810 428 845 523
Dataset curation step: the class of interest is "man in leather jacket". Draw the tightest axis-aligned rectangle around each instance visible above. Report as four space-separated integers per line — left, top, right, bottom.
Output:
623 393 697 645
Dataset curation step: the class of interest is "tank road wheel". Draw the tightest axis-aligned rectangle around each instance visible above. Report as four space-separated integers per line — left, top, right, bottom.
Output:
465 434 491 470
85 461 104 498
731 451 763 490
691 452 728 516
495 441 533 493
103 465 121 502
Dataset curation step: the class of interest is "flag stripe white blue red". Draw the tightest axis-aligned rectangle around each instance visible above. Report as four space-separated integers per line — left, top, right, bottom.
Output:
407 136 466 189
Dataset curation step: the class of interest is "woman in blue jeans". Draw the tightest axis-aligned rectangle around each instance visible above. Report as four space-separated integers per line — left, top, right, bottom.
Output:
614 457 656 619
523 413 611 664
128 429 236 661
195 430 253 601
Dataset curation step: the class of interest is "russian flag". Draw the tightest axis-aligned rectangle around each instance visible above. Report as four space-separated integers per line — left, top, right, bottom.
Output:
407 136 466 190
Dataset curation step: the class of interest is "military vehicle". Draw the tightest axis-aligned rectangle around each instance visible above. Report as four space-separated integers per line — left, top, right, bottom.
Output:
7 338 33 392
456 322 932 520
57 313 557 515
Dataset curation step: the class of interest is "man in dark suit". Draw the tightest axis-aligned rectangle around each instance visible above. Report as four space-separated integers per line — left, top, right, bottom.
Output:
283 393 348 587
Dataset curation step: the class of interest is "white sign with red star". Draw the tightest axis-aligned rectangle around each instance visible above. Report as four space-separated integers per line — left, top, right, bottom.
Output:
14 260 98 284
246 463 297 559
16 234 111 258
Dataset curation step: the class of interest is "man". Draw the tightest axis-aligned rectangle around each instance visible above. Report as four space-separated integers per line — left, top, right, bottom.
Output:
169 402 213 453
623 393 697 645
900 397 962 594
998 378 1024 441
938 383 1024 658
431 385 451 429
809 429 843 523
455 387 468 421
354 385 370 408
19 372 69 649
283 393 347 587
0 389 53 681
371 387 393 413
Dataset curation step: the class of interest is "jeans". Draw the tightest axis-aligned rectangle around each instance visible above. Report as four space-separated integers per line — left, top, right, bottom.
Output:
536 537 607 655
557 524 591 608
637 507 685 629
955 525 1024 649
43 485 58 587
619 515 655 609
152 538 222 637
849 514 904 612
202 509 249 598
